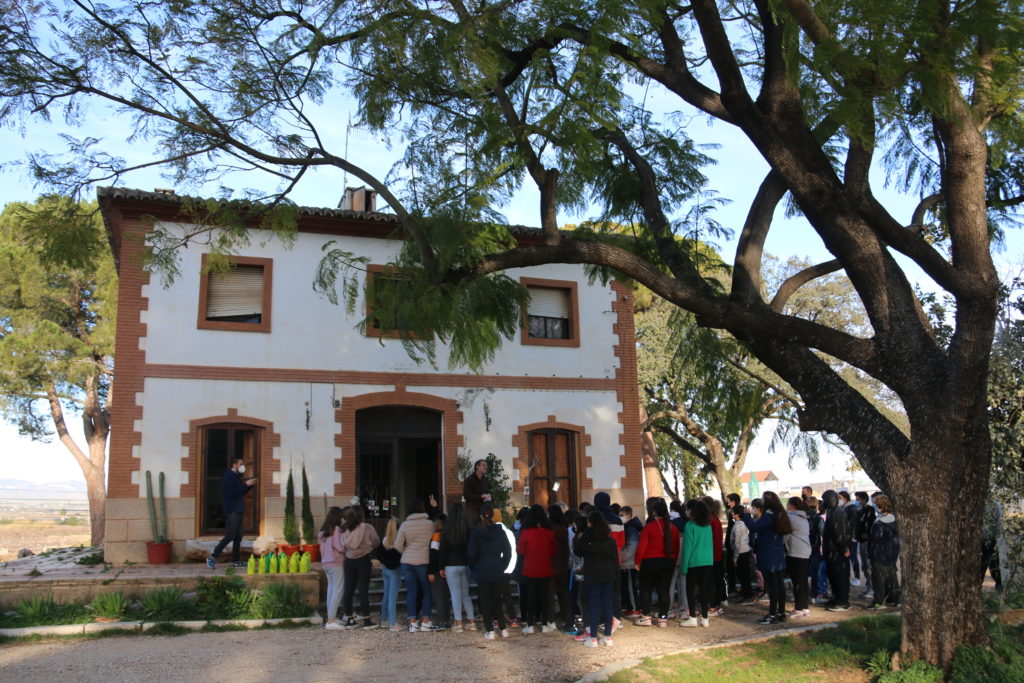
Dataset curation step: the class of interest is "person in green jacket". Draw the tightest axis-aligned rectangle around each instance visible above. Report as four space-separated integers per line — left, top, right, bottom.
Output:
680 499 715 628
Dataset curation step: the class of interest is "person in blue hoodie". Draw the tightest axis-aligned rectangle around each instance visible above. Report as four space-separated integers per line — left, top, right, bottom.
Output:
207 456 256 568
468 504 512 639
743 491 792 624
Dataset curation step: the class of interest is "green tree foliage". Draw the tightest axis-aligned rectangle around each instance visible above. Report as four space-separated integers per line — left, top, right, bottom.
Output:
2 0 1021 667
0 196 116 545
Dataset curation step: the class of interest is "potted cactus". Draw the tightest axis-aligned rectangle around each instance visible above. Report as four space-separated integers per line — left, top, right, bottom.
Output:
280 468 301 556
145 470 172 564
300 464 320 561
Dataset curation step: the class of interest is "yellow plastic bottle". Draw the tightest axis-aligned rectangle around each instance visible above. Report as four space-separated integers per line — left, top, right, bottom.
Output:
289 551 300 573
269 553 279 574
257 553 267 574
247 555 256 575
299 551 311 573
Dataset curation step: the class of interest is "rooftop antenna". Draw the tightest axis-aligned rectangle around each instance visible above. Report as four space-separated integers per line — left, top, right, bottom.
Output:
340 114 352 204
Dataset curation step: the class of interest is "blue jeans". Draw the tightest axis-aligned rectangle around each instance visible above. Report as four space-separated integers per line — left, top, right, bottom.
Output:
401 563 432 621
380 566 400 626
809 552 826 596
849 540 860 579
446 565 474 621
586 581 614 638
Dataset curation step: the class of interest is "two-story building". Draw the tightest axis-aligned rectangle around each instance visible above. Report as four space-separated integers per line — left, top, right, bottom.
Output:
98 187 644 563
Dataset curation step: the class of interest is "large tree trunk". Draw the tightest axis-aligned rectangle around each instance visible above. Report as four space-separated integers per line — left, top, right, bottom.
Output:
890 435 990 666
639 407 664 499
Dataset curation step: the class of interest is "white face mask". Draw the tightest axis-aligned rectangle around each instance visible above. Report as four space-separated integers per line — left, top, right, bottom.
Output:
238 464 246 474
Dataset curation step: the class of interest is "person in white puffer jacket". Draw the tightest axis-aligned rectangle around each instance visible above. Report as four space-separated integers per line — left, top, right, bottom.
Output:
785 497 812 618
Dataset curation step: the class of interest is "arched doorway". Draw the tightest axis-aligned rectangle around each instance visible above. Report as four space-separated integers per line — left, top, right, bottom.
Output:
356 406 442 526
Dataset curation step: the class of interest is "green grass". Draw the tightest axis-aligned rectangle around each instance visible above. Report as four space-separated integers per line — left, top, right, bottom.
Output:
610 616 1024 683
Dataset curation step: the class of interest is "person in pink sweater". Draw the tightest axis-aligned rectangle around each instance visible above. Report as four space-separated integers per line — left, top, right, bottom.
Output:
318 506 347 630
339 505 380 629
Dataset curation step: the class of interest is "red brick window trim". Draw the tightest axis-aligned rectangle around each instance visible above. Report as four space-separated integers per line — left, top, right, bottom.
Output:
520 277 580 348
197 254 273 333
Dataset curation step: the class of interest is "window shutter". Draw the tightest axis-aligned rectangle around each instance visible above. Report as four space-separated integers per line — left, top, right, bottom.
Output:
527 287 570 318
206 265 264 318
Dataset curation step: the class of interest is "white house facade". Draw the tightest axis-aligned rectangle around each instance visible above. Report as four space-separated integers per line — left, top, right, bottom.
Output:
99 187 644 563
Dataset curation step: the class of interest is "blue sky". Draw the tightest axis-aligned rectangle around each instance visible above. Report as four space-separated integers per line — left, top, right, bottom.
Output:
1 85 1019 487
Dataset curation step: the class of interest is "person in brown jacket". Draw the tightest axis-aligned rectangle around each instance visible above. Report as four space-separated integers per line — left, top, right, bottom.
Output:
395 499 437 630
462 459 491 519
339 505 379 629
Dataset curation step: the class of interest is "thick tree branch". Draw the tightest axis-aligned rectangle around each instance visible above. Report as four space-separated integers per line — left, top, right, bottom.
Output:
770 259 844 312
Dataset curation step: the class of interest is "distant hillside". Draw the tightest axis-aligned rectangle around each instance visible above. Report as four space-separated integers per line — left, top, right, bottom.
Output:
0 479 88 499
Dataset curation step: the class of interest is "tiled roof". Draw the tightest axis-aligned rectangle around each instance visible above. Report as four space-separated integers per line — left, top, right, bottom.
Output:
95 186 545 236
739 470 780 483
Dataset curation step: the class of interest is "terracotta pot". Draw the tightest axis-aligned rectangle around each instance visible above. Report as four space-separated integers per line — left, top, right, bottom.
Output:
279 543 301 557
146 541 172 564
301 544 320 562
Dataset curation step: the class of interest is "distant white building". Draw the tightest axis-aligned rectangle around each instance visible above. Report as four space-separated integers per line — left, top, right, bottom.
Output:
98 188 645 563
738 470 783 502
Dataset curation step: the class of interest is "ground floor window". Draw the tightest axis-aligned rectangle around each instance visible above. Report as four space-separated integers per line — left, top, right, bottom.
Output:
200 424 261 536
527 428 578 508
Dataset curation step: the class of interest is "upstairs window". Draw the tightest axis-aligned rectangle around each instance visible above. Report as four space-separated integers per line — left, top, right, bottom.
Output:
198 255 272 332
521 277 580 347
365 265 417 338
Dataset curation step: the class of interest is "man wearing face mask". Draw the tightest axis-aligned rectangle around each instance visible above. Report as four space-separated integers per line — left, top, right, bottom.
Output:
207 456 258 569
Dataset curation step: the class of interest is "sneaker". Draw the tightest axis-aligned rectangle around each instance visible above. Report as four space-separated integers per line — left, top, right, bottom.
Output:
623 609 640 617
826 603 850 612
206 556 216 569
361 618 376 629
464 621 477 631
636 615 652 627
851 578 861 587
451 622 463 632
582 637 599 648
698 616 710 627
425 621 446 631
863 590 875 601
231 561 246 567
574 631 589 642
790 609 810 619
709 607 724 617
521 625 535 635
541 623 556 633
341 617 358 629
419 620 435 631
679 616 699 628
721 600 729 606
561 624 578 634
324 621 345 630
408 621 420 632
611 617 621 633
389 624 403 632
776 612 787 622
870 603 887 611
756 613 777 624
656 618 668 628
500 629 510 638
483 630 496 640
508 618 520 629
600 636 614 647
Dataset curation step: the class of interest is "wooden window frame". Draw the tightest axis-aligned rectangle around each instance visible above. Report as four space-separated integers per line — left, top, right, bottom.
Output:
526 428 580 509
197 423 262 537
520 277 580 348
197 254 273 333
364 264 423 339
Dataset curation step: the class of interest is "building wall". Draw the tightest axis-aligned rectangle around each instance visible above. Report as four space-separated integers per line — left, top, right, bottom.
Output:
102 201 644 563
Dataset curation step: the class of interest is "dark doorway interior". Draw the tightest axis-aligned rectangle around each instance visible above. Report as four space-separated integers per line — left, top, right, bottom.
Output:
201 424 260 536
356 407 442 530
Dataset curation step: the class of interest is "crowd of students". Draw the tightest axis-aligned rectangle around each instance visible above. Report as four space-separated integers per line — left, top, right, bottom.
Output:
317 486 900 644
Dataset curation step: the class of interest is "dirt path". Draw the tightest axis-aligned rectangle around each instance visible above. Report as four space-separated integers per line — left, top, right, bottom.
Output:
0 602 871 682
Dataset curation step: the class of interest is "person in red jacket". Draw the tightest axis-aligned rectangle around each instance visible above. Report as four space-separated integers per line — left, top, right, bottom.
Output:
634 499 680 626
517 505 557 634
701 496 726 616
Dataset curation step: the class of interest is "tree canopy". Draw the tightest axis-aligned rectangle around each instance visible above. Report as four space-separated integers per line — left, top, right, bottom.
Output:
2 0 1021 667
0 196 116 545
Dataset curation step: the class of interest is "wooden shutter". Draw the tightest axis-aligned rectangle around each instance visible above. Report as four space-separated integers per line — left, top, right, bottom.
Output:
206 265 264 319
527 287 570 318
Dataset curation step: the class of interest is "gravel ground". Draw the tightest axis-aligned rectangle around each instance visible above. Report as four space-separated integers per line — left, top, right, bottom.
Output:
0 601 871 682
0 525 91 561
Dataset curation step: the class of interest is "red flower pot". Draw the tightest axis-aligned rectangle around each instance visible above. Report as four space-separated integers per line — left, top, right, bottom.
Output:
146 541 172 564
301 544 320 562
